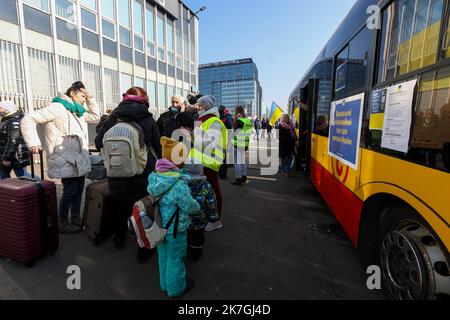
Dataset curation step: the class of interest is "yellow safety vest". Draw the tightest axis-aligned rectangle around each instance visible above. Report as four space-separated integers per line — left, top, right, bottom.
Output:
190 116 227 172
232 117 253 148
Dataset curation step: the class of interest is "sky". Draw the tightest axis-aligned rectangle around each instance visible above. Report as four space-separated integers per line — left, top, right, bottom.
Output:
183 0 357 113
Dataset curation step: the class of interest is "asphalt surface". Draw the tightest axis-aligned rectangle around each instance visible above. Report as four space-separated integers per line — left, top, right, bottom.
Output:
0 141 384 300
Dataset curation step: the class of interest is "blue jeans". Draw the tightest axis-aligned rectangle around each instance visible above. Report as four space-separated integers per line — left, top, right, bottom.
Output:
281 154 294 174
59 176 85 222
0 167 29 180
234 147 247 179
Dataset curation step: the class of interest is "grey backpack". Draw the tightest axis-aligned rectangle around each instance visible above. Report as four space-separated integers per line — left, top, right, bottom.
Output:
101 121 148 178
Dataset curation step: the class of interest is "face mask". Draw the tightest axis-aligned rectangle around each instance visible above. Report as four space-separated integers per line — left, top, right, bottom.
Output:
170 106 181 114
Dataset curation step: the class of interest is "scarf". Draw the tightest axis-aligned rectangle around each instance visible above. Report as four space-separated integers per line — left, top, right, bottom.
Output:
281 120 296 138
122 94 150 108
53 97 86 118
156 158 179 173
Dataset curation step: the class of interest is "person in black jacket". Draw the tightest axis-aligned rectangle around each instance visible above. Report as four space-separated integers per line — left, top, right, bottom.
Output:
95 87 162 263
0 101 30 179
156 95 185 138
279 114 297 177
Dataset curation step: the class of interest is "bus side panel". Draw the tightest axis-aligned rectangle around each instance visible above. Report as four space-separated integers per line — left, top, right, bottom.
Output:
311 157 364 246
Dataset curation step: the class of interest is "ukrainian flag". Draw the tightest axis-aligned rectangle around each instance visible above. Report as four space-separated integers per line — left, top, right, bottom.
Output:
269 102 283 126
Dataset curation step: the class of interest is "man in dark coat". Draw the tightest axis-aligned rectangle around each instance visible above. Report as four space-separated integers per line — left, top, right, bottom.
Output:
156 95 185 138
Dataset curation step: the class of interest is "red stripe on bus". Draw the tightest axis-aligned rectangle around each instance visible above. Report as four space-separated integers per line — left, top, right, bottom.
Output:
310 158 363 247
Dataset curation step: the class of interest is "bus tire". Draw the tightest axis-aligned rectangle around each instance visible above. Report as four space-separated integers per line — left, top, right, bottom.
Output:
379 204 450 300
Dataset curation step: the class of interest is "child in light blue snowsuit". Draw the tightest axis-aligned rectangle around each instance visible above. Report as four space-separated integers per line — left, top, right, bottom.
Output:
147 139 200 298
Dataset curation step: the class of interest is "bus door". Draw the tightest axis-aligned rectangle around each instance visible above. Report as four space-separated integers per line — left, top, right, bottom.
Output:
300 79 319 175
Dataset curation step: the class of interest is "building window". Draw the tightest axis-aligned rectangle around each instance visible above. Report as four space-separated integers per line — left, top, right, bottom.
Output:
102 19 115 40
147 41 155 57
28 47 56 110
104 68 120 109
133 0 144 35
167 20 175 66
134 35 144 52
55 0 76 23
157 13 166 61
23 4 52 36
120 26 131 47
0 0 19 25
158 83 166 110
101 0 115 20
167 85 174 106
82 29 99 51
0 40 26 109
102 37 117 58
120 73 132 94
119 0 130 27
81 8 97 32
377 0 444 83
23 0 49 12
147 80 156 110
135 77 145 88
58 55 81 93
146 5 154 41
56 18 78 45
81 0 96 11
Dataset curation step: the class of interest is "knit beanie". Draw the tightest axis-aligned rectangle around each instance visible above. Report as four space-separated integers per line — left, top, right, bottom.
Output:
0 101 18 114
161 136 188 165
197 95 217 111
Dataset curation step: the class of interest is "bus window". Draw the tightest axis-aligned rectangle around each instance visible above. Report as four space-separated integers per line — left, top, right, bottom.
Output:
334 28 370 101
364 68 450 172
410 67 450 171
377 0 444 84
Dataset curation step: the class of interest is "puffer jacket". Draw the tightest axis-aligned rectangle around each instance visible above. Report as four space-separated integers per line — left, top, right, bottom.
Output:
21 93 100 179
147 170 200 235
0 111 30 169
184 171 218 230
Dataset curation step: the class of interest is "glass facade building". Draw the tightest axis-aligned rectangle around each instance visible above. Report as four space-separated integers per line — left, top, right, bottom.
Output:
199 58 262 117
0 0 199 118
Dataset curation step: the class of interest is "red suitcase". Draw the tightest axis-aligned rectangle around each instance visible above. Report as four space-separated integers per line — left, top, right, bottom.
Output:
0 151 59 267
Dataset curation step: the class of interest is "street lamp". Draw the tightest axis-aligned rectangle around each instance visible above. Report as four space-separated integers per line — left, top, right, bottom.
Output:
189 6 207 22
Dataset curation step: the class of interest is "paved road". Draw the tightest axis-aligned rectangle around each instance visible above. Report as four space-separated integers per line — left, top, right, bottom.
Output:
0 141 384 300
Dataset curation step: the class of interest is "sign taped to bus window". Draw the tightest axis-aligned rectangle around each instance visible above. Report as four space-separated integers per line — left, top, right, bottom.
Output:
381 79 417 153
335 62 348 93
369 88 387 130
328 93 365 170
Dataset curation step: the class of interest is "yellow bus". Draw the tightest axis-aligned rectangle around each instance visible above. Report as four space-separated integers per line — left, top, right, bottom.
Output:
289 0 450 300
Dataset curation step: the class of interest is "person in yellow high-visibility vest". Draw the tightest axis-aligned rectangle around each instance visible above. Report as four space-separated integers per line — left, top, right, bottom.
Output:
191 95 227 232
231 107 253 186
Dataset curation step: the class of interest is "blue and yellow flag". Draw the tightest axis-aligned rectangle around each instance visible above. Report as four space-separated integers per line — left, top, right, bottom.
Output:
269 102 283 126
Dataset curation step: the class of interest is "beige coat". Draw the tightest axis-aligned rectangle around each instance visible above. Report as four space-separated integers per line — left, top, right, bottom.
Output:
21 93 100 179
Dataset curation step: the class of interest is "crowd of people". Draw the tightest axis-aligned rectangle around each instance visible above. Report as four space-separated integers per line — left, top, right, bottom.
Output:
0 81 299 298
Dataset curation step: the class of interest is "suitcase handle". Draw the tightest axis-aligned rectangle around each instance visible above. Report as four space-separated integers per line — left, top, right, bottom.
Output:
30 150 45 180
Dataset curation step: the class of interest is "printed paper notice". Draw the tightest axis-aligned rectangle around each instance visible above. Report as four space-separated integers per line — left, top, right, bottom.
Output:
381 79 417 153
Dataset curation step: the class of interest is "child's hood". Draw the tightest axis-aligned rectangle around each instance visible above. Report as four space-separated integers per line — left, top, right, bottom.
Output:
147 171 189 197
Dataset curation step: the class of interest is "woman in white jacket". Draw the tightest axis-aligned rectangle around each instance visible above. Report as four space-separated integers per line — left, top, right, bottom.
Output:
21 82 100 234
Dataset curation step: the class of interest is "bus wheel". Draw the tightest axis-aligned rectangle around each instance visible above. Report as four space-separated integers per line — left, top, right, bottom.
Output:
379 205 450 300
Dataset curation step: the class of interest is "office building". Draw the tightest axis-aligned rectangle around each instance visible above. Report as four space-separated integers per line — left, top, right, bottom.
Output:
199 58 262 117
0 0 199 118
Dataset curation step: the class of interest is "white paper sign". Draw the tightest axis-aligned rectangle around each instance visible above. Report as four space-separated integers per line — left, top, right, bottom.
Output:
381 79 417 153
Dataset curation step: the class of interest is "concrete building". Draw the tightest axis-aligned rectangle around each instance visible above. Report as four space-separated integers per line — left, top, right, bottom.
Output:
199 58 262 117
0 0 200 118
